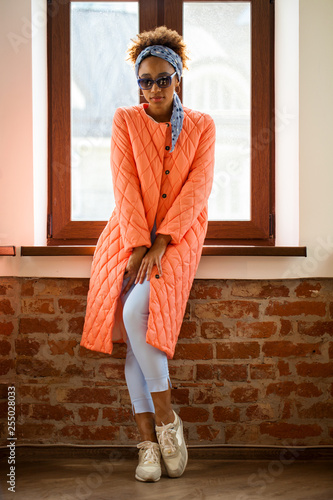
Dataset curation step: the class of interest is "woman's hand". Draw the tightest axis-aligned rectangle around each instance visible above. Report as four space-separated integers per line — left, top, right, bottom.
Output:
135 234 171 285
122 246 147 295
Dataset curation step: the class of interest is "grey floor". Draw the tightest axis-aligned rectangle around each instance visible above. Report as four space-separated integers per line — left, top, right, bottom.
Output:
0 449 332 500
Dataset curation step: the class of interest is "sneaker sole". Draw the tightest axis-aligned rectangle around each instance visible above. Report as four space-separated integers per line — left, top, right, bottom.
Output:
135 473 161 482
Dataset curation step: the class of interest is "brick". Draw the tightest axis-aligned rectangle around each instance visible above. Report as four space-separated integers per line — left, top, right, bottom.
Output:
201 322 230 339
0 359 14 376
250 363 276 379
172 388 190 404
99 363 124 380
56 387 117 405
179 321 197 339
296 362 333 378
168 364 194 381
19 318 62 334
0 299 15 315
21 280 35 296
277 360 291 376
179 407 209 422
78 345 117 359
0 321 14 336
260 422 322 439
296 382 323 398
48 340 77 356
225 424 260 443
61 425 119 442
265 301 326 317
78 407 99 422
263 341 321 358
231 281 289 298
20 385 50 402
21 403 73 421
216 342 260 360
123 425 141 442
266 382 297 397
295 281 321 298
297 401 333 419
0 384 9 399
194 300 259 320
298 321 333 337
213 406 240 422
15 338 41 356
58 298 86 314
17 423 56 441
110 344 127 359
24 278 89 297
196 425 221 441
21 298 55 315
0 339 11 356
102 407 133 423
245 404 275 421
230 386 258 403
196 363 247 382
189 281 224 299
236 321 277 338
329 343 333 359
184 303 190 320
0 279 18 296
281 400 293 419
280 320 293 336
192 387 223 404
330 302 333 319
16 358 61 377
68 316 85 334
64 364 95 378
173 343 213 360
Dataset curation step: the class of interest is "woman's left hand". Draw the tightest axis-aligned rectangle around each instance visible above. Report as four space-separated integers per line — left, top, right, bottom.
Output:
135 234 171 284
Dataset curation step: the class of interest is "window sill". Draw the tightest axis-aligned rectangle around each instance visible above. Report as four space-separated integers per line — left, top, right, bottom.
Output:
20 246 307 257
0 246 16 256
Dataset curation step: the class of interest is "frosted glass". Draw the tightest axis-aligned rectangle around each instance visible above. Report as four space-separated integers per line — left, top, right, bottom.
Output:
183 2 251 221
70 2 139 221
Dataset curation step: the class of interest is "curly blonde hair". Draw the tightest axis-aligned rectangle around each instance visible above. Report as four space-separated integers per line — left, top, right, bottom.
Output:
127 26 189 70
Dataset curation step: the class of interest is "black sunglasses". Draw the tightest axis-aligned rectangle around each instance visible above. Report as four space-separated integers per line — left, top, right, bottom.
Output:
137 72 177 90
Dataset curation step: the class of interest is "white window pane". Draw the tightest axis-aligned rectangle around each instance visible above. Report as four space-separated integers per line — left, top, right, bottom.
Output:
183 2 251 221
70 2 139 221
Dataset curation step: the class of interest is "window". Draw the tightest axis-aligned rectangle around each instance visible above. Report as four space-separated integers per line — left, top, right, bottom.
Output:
47 0 274 246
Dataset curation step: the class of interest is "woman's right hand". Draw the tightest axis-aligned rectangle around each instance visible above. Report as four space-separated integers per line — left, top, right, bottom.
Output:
122 246 148 295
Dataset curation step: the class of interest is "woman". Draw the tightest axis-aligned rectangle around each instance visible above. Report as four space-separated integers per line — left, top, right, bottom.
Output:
80 26 216 482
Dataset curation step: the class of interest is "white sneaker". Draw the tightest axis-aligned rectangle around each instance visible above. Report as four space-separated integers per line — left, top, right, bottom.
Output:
155 410 188 478
135 441 161 482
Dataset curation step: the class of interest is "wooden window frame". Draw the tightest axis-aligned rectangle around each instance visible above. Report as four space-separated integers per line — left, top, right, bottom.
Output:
47 0 275 246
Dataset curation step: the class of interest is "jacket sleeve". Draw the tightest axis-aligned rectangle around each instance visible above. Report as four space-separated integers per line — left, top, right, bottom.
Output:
155 115 216 244
110 108 151 253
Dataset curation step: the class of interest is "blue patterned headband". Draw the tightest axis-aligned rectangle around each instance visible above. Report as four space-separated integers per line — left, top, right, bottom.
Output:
135 45 184 152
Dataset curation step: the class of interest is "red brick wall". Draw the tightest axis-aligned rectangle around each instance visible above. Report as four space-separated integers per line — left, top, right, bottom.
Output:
1 277 333 446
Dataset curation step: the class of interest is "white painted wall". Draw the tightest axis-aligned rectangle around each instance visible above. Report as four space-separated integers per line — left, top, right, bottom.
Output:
0 0 332 279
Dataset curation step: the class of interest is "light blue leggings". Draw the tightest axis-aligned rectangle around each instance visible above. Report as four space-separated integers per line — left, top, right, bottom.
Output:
120 218 171 415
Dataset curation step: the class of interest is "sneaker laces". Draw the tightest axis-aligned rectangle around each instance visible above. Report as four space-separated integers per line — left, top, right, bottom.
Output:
158 423 177 454
137 441 160 464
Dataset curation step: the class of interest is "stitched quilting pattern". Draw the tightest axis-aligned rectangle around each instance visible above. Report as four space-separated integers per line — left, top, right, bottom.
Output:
80 104 216 359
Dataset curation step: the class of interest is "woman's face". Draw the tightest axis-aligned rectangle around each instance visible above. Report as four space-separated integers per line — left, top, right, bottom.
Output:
138 56 178 120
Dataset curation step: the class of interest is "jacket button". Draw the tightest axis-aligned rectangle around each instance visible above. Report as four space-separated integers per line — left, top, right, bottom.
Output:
165 146 170 151
165 170 170 175
166 123 170 127
162 194 167 198
155 274 160 279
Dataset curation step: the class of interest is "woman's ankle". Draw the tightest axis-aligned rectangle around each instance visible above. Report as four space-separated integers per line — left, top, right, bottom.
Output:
155 409 175 427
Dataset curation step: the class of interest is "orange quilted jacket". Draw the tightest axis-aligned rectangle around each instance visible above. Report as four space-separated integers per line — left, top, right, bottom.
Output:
80 103 216 359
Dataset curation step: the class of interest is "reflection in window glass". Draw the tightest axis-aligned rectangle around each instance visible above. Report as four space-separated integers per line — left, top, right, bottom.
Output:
71 2 139 221
183 2 251 221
